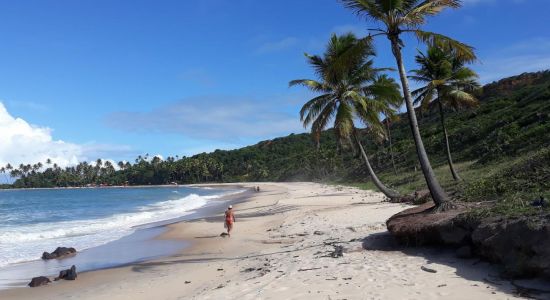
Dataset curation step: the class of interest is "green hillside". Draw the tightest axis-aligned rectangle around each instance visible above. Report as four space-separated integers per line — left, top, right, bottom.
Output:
7 71 550 215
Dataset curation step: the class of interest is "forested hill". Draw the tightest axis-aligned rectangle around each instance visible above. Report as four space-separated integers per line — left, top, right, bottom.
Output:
6 71 550 206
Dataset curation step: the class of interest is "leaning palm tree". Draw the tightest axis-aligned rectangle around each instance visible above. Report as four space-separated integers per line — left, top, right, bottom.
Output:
290 33 401 199
340 0 477 210
410 45 480 181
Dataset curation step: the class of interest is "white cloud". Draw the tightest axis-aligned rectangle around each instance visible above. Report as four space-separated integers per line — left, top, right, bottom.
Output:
0 102 134 168
0 102 82 168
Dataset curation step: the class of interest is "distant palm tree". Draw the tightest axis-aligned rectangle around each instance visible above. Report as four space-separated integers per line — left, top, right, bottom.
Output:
410 45 480 181
368 74 402 175
340 0 477 210
290 33 400 199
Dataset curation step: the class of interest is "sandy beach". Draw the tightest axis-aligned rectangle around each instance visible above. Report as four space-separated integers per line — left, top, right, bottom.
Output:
0 182 536 300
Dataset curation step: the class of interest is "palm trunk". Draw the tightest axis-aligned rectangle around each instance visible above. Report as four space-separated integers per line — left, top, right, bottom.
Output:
437 99 461 181
389 37 450 209
354 132 400 199
385 115 398 176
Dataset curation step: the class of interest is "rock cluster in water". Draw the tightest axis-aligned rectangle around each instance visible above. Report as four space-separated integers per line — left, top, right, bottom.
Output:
42 247 77 260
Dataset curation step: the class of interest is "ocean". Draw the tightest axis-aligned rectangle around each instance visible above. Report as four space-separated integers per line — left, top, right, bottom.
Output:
0 186 243 287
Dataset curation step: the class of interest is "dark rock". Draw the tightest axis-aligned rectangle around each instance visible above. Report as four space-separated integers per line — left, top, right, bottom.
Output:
55 265 77 281
421 266 437 273
330 245 344 258
313 231 324 236
41 247 77 260
456 246 473 259
386 203 470 246
531 196 547 208
220 232 229 237
471 216 550 278
28 276 50 287
387 203 550 279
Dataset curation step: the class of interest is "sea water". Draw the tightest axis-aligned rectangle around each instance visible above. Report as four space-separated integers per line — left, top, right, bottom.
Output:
0 186 241 269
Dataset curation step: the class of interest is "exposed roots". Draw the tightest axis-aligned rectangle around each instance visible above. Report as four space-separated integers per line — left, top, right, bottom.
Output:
432 201 457 213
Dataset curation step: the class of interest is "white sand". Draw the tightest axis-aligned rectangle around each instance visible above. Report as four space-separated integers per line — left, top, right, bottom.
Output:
1 182 532 299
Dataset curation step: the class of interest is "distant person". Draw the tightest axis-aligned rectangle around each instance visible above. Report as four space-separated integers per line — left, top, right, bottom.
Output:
224 205 235 237
256 186 260 192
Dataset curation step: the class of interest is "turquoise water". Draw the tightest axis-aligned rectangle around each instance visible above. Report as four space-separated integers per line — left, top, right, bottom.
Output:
0 186 239 268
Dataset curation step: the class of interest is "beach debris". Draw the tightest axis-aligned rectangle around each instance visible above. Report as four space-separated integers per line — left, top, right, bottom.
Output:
298 267 322 272
531 196 547 207
346 226 357 232
217 268 224 271
330 245 344 258
215 284 225 289
313 231 325 236
456 246 473 259
28 276 51 287
242 267 256 273
185 281 191 284
438 284 447 288
55 265 77 281
41 247 77 260
421 266 438 273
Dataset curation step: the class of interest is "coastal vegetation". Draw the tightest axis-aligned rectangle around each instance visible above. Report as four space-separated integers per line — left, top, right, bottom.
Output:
3 71 549 216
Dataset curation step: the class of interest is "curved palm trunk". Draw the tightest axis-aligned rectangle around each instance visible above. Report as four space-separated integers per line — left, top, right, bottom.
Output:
354 132 400 199
385 115 398 176
437 99 461 181
389 37 450 209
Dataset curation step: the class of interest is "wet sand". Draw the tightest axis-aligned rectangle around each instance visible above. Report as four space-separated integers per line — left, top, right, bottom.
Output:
1 182 545 299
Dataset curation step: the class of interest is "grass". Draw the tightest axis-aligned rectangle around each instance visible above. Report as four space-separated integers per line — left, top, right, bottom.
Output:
334 148 550 218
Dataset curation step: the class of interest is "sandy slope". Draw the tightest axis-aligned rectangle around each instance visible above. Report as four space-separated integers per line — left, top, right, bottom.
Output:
1 182 535 300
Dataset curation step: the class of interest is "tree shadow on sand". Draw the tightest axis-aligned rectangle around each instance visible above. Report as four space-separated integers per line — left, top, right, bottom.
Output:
361 232 550 299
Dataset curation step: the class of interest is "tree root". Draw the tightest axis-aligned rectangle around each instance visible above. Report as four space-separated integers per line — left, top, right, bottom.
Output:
432 201 457 213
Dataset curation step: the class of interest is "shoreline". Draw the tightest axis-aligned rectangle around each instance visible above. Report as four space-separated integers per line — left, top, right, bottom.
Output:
0 185 253 290
1 182 545 299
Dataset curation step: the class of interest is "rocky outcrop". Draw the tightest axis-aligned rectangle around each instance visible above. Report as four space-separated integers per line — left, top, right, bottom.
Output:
28 276 51 287
386 204 550 279
42 247 77 260
471 216 550 278
55 265 77 281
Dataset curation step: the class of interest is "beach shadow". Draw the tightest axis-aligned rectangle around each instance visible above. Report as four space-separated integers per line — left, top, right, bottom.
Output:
361 232 550 299
193 235 220 239
296 192 356 199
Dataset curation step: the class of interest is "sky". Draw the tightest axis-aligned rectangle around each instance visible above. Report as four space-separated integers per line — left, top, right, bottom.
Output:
0 0 549 168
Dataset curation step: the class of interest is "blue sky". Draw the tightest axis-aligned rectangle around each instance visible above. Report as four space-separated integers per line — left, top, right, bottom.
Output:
0 0 549 166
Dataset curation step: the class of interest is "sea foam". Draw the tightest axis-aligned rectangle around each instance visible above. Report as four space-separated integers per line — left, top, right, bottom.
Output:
0 189 242 268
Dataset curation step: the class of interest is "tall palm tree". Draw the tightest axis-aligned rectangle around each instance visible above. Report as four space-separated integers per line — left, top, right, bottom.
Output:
410 45 480 181
290 33 400 199
340 0 477 210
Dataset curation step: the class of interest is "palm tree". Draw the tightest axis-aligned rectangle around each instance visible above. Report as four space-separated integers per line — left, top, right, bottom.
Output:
340 0 477 210
290 33 400 199
368 74 402 175
410 45 480 181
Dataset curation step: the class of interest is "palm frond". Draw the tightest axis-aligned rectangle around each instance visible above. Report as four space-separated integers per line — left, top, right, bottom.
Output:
414 30 477 62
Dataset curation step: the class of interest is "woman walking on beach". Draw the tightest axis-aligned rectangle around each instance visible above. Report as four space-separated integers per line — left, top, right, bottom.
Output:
225 205 235 237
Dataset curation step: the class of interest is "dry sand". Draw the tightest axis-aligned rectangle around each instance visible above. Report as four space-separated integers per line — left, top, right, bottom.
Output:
0 182 538 299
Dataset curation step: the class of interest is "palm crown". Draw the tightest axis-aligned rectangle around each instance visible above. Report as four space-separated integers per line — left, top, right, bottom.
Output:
290 33 398 146
411 46 480 111
341 0 476 62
